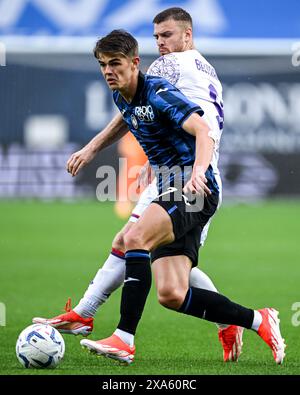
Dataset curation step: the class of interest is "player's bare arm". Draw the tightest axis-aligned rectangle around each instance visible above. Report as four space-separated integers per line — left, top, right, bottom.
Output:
182 113 214 196
67 113 128 176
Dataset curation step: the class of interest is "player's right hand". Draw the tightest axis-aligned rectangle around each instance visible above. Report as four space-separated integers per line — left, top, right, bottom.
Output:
183 166 211 197
66 145 97 176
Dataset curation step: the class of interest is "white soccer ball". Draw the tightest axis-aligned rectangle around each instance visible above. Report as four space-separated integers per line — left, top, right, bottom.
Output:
16 324 65 369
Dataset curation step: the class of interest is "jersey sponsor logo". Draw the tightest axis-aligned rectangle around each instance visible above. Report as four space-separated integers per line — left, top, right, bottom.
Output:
134 105 154 122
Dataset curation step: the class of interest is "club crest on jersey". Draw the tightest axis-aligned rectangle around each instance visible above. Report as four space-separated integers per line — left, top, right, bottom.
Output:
134 105 155 123
131 114 138 129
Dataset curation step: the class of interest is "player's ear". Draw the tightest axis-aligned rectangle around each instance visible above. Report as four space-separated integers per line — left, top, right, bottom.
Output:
184 27 193 43
132 56 140 68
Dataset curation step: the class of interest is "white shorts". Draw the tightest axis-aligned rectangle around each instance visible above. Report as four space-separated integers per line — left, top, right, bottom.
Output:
129 179 158 223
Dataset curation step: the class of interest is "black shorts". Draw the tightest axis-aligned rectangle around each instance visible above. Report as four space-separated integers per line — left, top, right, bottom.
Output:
151 189 219 267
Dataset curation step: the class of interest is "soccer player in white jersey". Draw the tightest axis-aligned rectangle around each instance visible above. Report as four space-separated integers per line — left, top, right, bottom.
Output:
34 8 244 362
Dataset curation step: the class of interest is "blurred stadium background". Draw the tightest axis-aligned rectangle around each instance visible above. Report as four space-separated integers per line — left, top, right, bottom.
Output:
1 0 300 201
1 0 300 375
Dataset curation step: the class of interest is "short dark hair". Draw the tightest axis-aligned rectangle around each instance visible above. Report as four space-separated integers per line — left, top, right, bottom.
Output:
93 29 139 59
153 7 193 27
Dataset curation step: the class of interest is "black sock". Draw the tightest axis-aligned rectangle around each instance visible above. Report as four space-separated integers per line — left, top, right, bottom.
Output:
117 249 151 335
179 287 254 329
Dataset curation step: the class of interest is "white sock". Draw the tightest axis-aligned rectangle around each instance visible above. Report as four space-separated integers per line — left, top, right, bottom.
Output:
114 328 134 347
74 252 126 318
189 267 218 292
189 267 228 330
251 310 263 331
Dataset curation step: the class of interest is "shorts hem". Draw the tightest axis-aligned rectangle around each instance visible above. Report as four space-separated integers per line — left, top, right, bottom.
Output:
151 251 198 268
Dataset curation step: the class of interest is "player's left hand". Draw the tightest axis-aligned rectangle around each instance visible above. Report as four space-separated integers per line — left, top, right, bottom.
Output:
183 166 211 197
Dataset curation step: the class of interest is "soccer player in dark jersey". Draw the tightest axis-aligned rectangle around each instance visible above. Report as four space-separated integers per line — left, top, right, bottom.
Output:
76 29 286 365
34 8 245 363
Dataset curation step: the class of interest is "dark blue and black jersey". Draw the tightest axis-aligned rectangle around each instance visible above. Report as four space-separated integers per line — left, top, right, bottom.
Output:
113 72 219 194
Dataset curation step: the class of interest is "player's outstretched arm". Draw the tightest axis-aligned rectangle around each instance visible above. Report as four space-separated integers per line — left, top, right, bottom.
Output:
67 113 128 176
182 113 214 196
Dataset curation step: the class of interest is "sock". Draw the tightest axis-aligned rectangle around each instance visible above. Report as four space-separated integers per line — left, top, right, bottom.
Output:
189 267 228 330
74 249 125 318
189 267 218 292
114 328 134 347
179 287 254 329
251 310 263 331
117 249 151 335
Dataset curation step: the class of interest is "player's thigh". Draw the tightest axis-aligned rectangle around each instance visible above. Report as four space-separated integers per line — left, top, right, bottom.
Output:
124 202 175 251
113 182 158 249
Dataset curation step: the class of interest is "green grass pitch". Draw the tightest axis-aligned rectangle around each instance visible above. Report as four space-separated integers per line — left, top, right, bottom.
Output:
0 200 300 375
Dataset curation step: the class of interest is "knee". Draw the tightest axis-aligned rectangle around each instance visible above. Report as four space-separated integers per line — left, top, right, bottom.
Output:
112 230 125 252
123 227 146 250
157 287 186 310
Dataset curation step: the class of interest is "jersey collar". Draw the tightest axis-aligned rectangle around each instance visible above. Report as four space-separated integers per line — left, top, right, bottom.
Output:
130 71 146 105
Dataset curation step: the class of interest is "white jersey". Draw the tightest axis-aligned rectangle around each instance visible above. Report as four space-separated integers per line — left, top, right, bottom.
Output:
147 49 223 185
147 49 223 108
130 49 224 245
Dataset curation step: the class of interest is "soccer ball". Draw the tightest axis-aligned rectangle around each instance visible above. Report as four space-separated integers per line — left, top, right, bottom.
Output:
16 324 65 369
